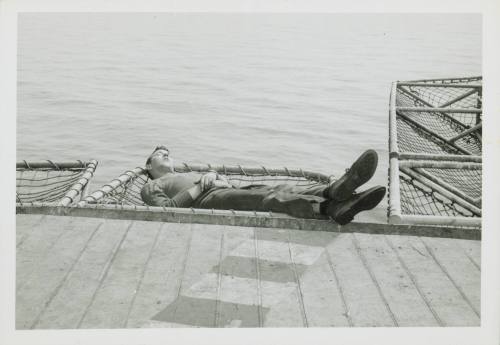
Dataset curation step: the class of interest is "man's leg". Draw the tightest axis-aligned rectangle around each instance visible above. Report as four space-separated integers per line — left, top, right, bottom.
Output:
193 184 385 224
266 149 384 223
193 186 324 218
278 150 380 200
283 184 327 197
325 149 379 201
288 183 387 224
192 147 384 223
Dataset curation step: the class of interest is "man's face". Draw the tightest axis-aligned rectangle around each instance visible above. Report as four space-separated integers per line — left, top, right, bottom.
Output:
147 149 174 178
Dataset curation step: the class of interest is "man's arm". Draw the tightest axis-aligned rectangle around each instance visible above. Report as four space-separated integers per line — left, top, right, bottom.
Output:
141 172 231 208
200 171 233 191
186 184 203 200
141 182 203 208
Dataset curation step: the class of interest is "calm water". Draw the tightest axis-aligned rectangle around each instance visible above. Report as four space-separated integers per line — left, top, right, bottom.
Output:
17 13 481 222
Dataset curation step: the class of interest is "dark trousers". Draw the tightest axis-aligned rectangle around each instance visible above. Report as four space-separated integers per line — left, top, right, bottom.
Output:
192 184 327 215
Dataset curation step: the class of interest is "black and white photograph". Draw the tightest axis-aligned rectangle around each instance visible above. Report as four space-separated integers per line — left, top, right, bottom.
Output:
2 1 500 345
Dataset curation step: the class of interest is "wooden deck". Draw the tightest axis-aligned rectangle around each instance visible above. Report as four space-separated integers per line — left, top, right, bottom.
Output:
16 214 481 329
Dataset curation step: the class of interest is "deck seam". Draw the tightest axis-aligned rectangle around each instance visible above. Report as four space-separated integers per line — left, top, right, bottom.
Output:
16 214 47 249
457 241 481 271
383 235 444 326
287 230 309 328
124 222 163 328
31 221 104 329
324 242 353 327
76 220 135 328
171 222 193 322
18 217 77 291
253 228 263 327
351 233 398 327
463 250 481 271
420 237 480 318
214 227 224 327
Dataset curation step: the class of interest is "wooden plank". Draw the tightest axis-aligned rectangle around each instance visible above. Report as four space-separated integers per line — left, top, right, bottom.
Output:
455 239 481 270
16 214 45 247
150 229 269 329
217 225 327 326
78 220 162 328
16 216 103 329
353 233 439 326
125 222 192 328
254 228 305 327
387 235 479 326
324 233 395 326
420 237 480 316
253 227 264 326
157 223 223 327
16 215 77 287
215 226 260 327
289 230 350 327
33 219 131 329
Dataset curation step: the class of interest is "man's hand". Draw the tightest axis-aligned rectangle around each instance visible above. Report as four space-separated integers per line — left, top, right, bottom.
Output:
212 179 233 188
199 172 218 192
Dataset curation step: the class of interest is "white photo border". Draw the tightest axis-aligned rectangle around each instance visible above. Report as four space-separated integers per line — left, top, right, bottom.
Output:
1 1 499 344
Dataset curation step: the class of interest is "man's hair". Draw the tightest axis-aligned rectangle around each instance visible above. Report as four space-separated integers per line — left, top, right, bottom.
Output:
145 145 169 179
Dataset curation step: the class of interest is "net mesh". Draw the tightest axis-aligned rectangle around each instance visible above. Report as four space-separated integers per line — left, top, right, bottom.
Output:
396 117 462 155
392 76 482 221
89 166 330 206
16 162 91 205
396 88 481 155
403 85 480 110
423 167 481 200
398 168 480 217
399 172 474 217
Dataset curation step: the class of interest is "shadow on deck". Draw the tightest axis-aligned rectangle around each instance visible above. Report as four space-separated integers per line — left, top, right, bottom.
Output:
16 214 481 329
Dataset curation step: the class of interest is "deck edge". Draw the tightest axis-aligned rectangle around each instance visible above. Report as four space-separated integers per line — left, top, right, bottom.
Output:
16 205 481 240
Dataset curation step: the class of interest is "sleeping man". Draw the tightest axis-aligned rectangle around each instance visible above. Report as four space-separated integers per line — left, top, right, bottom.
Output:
140 145 386 225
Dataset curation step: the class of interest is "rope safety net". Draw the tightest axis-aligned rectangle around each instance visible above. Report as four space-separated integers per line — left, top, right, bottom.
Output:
82 164 332 206
392 76 482 221
16 160 97 206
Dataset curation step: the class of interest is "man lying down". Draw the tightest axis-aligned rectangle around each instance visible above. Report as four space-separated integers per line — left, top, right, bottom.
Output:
140 145 385 225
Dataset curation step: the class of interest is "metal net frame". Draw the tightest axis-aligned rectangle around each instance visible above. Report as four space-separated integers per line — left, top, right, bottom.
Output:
16 160 98 207
388 76 482 228
79 163 332 210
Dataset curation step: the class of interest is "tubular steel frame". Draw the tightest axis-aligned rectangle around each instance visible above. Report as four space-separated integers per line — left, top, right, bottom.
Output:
16 160 98 207
388 77 482 228
79 163 333 207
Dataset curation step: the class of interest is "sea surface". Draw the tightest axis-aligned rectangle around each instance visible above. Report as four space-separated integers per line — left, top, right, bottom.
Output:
17 13 481 222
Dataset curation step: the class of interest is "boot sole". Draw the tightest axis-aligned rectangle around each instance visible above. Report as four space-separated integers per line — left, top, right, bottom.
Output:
328 149 378 201
333 186 386 225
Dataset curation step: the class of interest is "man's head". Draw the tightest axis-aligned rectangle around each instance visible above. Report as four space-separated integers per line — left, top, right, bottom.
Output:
145 145 174 179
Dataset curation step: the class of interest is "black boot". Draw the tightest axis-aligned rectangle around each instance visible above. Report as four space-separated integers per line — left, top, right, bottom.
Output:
325 149 378 201
326 186 386 225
